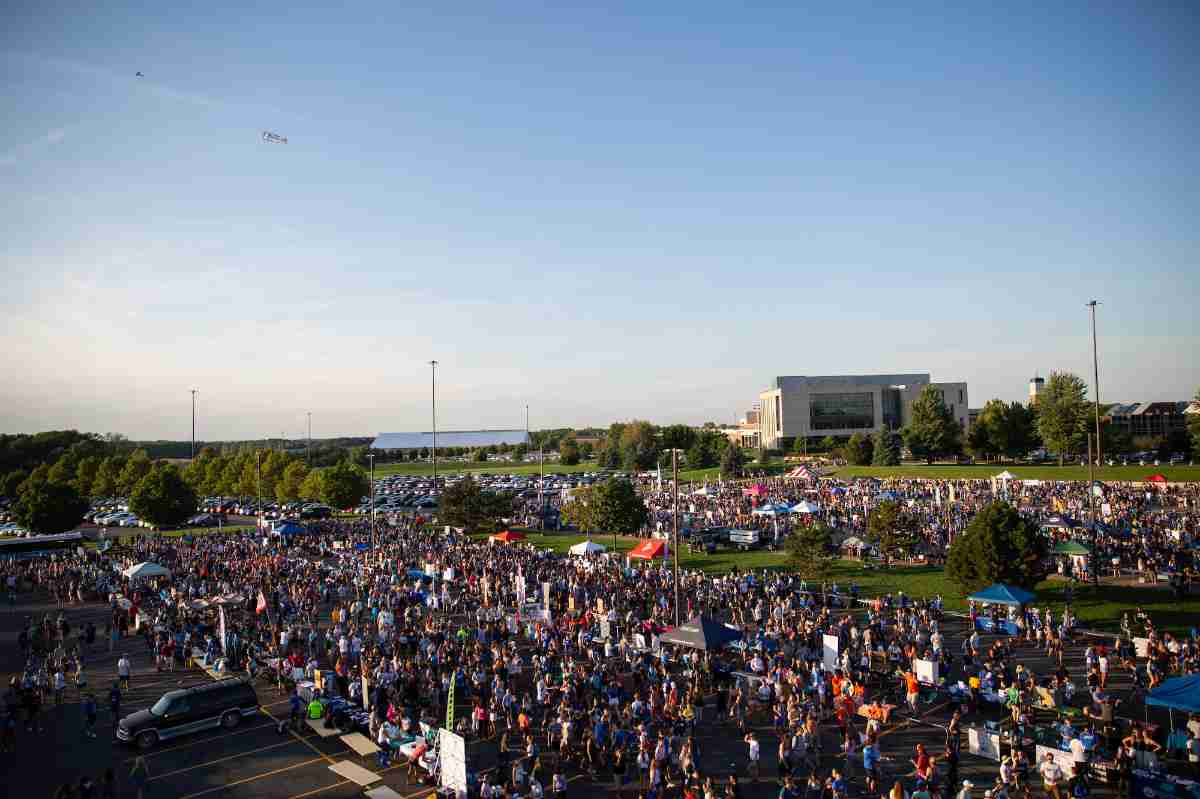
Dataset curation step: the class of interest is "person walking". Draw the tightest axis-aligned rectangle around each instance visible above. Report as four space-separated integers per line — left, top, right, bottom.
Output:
81 692 97 739
129 756 149 799
744 730 760 783
108 682 122 729
117 654 131 691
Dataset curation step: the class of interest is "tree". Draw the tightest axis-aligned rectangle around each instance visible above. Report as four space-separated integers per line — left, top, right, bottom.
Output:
92 456 124 497
321 460 369 509
946 500 1049 593
130 465 198 528
512 443 529 462
1191 388 1200 460
867 500 917 563
902 385 962 463
74 455 102 497
439 475 512 534
562 478 648 535
720 444 744 478
845 433 874 466
660 424 697 452
14 481 89 535
2 469 28 498
1036 372 1091 465
17 463 50 497
559 436 581 466
968 399 1007 461
786 521 835 581
579 442 594 461
276 461 310 502
820 436 837 453
472 448 489 463
47 454 78 485
792 437 808 455
619 421 659 471
1001 401 1039 459
298 470 324 501
872 429 900 466
117 450 153 495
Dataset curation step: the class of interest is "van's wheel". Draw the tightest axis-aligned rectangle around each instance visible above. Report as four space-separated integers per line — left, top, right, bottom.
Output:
136 730 158 750
222 710 241 729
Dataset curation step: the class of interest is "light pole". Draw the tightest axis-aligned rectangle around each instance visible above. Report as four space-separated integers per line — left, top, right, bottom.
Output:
190 389 198 459
1087 434 1097 585
429 360 439 482
1087 300 1102 467
671 448 681 627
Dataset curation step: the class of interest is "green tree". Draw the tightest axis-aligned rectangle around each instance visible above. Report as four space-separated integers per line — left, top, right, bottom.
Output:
820 435 837 453
660 424 697 452
1191 388 1200 459
17 463 51 497
579 442 594 460
130 465 198 528
14 480 89 534
968 399 1007 461
321 460 369 509
720 444 744 478
117 450 153 495
512 443 529 462
1002 401 1039 459
902 385 962 463
559 436 581 466
202 455 229 496
872 429 900 466
298 470 324 501
1036 371 1091 465
47 453 78 485
845 433 874 466
946 500 1049 593
74 455 102 497
472 448 489 463
92 456 124 497
757 446 771 465
2 469 28 497
619 421 659 471
867 499 917 563
563 478 648 535
439 475 512 534
786 521 835 581
276 461 310 502
792 437 808 455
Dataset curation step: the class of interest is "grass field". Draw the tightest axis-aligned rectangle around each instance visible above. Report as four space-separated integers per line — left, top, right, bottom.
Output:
832 464 1200 482
495 531 1199 634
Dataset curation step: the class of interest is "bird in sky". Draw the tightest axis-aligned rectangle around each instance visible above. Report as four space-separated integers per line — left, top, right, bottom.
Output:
135 71 143 77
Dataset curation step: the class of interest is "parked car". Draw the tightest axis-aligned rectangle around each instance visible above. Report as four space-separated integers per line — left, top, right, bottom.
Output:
117 677 259 750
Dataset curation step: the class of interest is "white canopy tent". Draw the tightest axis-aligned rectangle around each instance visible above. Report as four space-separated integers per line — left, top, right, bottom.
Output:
123 562 170 581
691 487 714 496
568 540 606 556
790 500 821 514
994 470 1016 480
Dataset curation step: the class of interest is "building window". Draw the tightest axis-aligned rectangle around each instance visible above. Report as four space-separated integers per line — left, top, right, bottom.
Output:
959 389 963 403
776 395 782 434
809 392 874 431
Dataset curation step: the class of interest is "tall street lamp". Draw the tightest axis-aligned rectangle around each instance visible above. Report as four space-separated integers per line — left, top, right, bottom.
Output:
1087 300 1102 467
190 389 198 460
429 360 439 482
668 448 683 627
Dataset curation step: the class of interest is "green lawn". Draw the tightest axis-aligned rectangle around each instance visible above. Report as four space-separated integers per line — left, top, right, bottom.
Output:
371 461 602 478
488 532 1199 635
833 464 1200 482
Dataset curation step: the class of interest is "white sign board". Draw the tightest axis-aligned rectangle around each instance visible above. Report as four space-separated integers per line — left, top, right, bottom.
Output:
439 728 467 796
822 634 840 671
969 727 1002 761
1036 745 1075 778
914 658 938 686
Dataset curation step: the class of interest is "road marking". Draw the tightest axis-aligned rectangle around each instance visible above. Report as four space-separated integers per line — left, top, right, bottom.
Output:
122 720 278 761
148 738 302 781
261 706 337 764
177 756 326 799
287 780 351 799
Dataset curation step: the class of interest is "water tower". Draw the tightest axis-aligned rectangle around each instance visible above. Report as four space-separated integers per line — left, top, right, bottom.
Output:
1029 375 1045 406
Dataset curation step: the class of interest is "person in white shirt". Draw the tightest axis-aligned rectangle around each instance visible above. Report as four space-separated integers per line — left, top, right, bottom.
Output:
1039 753 1063 799
117 654 132 690
744 731 760 782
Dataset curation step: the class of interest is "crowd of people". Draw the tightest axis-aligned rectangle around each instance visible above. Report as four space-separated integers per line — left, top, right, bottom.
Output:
0 473 1198 799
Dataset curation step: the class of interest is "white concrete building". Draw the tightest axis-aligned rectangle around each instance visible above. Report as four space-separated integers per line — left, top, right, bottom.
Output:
758 373 968 449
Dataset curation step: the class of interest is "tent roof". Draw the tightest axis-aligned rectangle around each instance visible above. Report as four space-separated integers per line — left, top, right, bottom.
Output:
372 430 530 450
1146 675 1200 712
123 562 170 579
629 539 666 560
1053 540 1091 555
994 470 1017 479
659 615 743 651
1146 473 1167 483
568 540 606 555
967 583 1036 606
490 531 526 543
791 500 821 513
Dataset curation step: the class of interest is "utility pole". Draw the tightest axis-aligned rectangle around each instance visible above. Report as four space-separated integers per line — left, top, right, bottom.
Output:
429 360 438 483
1087 300 1102 468
672 448 681 627
190 389 198 460
306 412 312 465
1087 434 1098 586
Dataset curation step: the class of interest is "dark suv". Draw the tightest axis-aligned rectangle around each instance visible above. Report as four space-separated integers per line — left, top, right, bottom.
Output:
117 677 259 749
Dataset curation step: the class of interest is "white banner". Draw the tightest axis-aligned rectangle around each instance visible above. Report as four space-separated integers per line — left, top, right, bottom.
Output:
914 658 938 686
219 605 227 655
822 634 839 671
439 729 467 796
969 727 1002 761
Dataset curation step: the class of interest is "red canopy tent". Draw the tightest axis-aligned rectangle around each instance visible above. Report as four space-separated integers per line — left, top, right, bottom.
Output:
786 466 816 481
1145 474 1168 483
490 530 527 543
742 483 768 498
629 539 666 560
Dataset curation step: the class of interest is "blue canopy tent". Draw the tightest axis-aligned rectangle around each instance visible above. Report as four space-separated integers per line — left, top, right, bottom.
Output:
967 583 1035 635
967 583 1035 606
274 521 305 536
1146 674 1200 735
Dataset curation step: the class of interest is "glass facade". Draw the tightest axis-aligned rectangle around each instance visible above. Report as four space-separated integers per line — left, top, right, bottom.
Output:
810 392 875 431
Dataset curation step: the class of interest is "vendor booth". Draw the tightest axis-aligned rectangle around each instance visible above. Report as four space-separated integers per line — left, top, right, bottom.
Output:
123 562 171 581
568 540 606 556
629 539 666 560
967 583 1034 635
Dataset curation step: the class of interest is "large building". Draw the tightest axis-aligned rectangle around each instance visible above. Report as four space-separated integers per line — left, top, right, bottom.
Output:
1104 402 1193 439
758 373 968 449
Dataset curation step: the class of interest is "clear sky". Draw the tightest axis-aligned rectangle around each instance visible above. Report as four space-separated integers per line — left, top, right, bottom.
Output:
3 2 1197 440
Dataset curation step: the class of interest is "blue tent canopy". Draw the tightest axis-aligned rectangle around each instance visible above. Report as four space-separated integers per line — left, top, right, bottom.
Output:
275 521 305 536
1146 675 1200 712
967 583 1036 607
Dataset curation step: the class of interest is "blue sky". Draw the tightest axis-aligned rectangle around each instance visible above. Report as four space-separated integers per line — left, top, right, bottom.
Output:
3 2 1197 439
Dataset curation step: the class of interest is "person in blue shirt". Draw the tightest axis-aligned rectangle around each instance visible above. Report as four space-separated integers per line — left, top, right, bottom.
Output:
289 689 304 730
108 682 121 729
81 693 97 739
862 734 884 795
